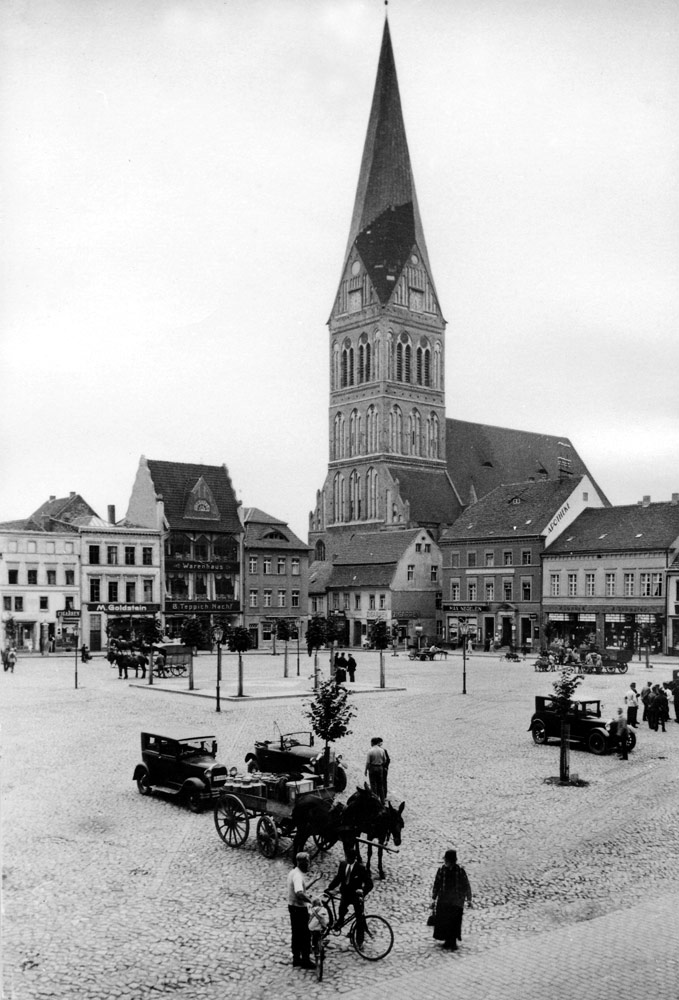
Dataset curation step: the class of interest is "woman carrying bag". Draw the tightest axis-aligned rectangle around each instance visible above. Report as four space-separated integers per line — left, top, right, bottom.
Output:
430 849 473 951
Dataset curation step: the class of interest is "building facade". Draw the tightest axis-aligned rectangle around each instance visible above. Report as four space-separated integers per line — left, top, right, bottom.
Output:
125 457 243 640
440 477 604 650
242 507 309 650
542 498 679 653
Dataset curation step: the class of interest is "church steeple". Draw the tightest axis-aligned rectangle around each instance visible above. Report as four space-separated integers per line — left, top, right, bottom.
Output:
340 19 438 307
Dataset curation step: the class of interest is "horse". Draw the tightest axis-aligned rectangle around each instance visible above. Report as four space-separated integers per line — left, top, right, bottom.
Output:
291 796 346 857
343 785 405 880
110 649 147 679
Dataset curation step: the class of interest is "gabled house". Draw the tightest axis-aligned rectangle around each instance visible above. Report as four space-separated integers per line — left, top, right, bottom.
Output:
440 476 605 650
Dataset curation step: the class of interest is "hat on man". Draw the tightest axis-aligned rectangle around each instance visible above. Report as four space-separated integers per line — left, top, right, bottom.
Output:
371 737 383 746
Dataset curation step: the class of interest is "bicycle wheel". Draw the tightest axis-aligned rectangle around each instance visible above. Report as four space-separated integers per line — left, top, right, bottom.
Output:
350 914 393 961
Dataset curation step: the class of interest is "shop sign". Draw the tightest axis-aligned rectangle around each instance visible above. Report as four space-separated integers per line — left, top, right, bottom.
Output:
544 501 571 538
165 560 238 572
165 600 240 614
57 609 81 618
442 604 489 613
87 603 161 615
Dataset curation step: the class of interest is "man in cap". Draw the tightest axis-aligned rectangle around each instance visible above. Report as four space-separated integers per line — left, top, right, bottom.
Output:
364 737 387 803
286 852 315 969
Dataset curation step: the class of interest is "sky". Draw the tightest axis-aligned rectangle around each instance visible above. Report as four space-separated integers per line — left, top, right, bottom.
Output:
1 0 678 541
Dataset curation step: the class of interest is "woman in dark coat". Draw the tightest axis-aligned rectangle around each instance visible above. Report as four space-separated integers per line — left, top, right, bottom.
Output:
431 849 473 950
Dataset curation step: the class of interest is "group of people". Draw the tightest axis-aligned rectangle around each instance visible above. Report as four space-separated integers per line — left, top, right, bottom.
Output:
333 651 357 684
287 843 473 969
2 646 17 672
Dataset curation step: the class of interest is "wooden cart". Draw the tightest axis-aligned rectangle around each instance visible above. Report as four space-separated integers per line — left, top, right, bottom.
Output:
213 772 335 858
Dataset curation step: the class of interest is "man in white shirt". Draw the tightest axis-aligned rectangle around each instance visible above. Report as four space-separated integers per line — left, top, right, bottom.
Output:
624 682 639 728
287 852 315 969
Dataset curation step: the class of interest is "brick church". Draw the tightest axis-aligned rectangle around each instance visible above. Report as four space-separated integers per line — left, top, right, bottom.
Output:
308 17 604 573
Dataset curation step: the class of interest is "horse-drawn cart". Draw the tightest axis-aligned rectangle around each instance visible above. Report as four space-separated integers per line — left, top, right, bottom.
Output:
214 771 335 858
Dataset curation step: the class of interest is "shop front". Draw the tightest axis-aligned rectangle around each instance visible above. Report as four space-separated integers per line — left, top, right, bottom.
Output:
443 604 488 648
164 600 240 647
85 602 162 651
545 608 664 653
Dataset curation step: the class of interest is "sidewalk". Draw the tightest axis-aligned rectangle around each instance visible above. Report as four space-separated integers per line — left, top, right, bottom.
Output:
339 893 679 1000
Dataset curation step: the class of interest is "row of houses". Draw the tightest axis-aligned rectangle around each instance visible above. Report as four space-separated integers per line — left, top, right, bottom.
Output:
0 458 309 653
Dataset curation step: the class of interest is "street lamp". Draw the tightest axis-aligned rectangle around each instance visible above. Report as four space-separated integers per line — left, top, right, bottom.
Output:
212 625 223 713
460 618 468 695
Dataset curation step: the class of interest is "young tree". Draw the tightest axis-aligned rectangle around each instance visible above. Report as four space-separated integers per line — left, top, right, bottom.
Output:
227 626 251 697
306 615 327 688
304 678 356 786
180 616 204 653
551 666 583 783
371 619 390 688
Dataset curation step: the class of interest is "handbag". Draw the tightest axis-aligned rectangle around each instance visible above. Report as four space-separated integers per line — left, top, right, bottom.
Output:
426 903 436 926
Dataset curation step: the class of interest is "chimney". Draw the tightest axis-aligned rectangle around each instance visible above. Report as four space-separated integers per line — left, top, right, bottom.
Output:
671 493 679 506
642 495 651 507
69 491 75 497
49 495 56 501
108 505 116 524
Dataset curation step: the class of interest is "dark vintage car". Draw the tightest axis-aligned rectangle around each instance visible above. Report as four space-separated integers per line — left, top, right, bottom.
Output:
528 696 636 756
244 728 348 792
133 731 229 811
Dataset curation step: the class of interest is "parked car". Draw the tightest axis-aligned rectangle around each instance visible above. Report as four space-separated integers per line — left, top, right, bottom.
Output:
244 727 348 792
528 696 636 756
133 731 229 811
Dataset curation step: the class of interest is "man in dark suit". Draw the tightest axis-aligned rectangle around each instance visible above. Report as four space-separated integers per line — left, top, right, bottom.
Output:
326 845 373 927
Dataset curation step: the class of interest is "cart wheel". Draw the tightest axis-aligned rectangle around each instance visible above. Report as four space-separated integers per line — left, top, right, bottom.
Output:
256 815 279 858
214 794 250 847
313 831 336 853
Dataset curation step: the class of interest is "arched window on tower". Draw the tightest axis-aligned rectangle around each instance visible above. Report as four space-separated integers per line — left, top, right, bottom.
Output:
397 334 411 382
332 473 346 523
404 341 411 382
434 342 442 389
349 409 361 456
358 335 372 383
386 332 394 381
333 412 346 460
366 405 378 453
390 405 403 453
341 340 354 387
315 540 326 561
349 469 362 520
410 408 421 455
427 412 440 458
416 340 431 386
396 341 403 382
332 343 340 390
367 467 379 519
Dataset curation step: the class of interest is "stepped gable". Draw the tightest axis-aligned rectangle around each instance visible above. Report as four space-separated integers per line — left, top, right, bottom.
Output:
546 502 679 554
341 18 438 307
445 418 609 507
442 479 585 541
387 466 462 527
145 460 241 534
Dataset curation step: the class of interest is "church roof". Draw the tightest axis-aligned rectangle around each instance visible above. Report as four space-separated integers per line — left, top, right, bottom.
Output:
441 478 588 542
445 418 609 507
387 466 462 527
341 19 437 306
145 460 241 534
546 503 679 555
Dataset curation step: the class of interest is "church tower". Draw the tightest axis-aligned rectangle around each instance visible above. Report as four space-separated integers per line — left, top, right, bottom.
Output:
309 18 459 558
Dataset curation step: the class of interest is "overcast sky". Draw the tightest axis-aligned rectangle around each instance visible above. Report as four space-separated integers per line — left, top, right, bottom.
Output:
2 0 677 540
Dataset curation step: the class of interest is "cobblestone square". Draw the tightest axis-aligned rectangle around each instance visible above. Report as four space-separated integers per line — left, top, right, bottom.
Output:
2 649 678 999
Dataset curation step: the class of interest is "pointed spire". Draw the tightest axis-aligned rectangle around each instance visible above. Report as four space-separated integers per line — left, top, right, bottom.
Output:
342 19 436 305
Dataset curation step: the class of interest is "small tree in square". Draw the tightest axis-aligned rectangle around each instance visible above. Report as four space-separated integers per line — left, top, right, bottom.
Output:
276 619 292 677
227 626 251 698
371 619 390 688
552 666 583 784
304 678 356 786
306 615 327 688
180 616 204 653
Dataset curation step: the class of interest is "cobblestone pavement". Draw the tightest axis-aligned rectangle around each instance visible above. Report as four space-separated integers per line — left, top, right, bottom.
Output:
2 650 679 999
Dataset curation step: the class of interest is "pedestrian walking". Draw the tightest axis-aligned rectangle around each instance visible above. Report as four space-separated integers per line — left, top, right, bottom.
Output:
2 646 9 671
672 680 679 724
6 647 17 673
640 681 653 723
334 651 347 684
364 736 387 803
286 852 315 970
614 707 630 759
346 653 357 683
624 682 639 727
430 849 473 951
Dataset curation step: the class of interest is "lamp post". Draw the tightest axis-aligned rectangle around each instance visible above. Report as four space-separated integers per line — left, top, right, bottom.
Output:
460 618 468 695
74 624 79 690
212 625 223 713
296 619 300 676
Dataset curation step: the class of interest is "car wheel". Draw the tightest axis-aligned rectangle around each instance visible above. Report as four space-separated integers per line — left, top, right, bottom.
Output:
588 730 607 755
186 788 203 813
136 772 152 795
333 766 347 793
625 730 636 752
531 721 548 745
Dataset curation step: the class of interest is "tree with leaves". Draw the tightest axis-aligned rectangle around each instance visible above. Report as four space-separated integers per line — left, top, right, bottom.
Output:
551 666 583 783
180 616 205 653
371 619 390 689
304 678 356 786
227 626 251 697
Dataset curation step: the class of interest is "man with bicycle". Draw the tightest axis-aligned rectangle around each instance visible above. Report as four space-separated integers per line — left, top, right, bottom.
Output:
325 844 373 933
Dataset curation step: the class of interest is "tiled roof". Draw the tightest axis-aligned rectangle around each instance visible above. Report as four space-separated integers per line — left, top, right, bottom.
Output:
243 507 284 525
340 20 438 306
334 528 423 565
387 467 461 526
441 479 586 541
308 561 335 595
0 495 99 533
243 507 308 550
330 564 396 589
546 503 679 554
146 460 241 534
445 419 609 507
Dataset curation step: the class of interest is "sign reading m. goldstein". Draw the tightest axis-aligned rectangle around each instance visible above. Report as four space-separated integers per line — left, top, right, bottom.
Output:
87 603 161 615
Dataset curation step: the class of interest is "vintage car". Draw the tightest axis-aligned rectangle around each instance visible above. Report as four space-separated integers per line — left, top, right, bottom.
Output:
528 696 636 756
133 731 229 811
244 727 348 792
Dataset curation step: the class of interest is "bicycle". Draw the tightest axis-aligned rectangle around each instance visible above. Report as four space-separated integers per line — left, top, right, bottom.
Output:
310 890 394 982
